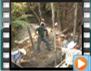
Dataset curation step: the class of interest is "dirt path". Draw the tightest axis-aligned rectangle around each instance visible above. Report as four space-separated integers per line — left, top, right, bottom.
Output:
21 47 65 68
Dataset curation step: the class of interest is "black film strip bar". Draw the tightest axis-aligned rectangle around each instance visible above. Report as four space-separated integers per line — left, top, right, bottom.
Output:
83 0 90 55
2 0 10 70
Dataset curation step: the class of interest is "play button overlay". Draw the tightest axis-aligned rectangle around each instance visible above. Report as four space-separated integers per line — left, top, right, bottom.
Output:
78 59 85 69
73 55 91 71
74 56 87 70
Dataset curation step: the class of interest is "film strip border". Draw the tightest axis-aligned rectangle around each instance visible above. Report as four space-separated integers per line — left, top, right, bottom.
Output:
2 0 91 70
2 0 10 70
83 0 91 55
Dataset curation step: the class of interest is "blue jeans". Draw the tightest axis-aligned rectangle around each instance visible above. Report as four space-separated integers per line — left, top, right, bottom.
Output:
12 52 23 63
37 37 51 50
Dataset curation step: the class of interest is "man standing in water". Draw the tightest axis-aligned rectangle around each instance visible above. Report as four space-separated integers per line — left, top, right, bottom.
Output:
36 19 51 51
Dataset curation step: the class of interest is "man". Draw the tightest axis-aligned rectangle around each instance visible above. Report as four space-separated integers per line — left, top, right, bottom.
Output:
36 23 51 51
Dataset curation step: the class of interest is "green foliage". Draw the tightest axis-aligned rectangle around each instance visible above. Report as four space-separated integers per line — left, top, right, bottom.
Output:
12 14 35 30
13 20 28 29
12 3 29 20
12 3 31 31
11 2 82 33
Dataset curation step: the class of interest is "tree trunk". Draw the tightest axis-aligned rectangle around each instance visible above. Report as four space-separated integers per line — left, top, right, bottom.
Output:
57 5 61 31
27 26 34 50
38 3 42 18
30 8 40 23
51 3 57 66
73 3 78 39
29 3 40 23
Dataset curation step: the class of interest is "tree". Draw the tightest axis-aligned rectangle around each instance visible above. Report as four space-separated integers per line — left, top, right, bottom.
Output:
12 3 35 50
51 3 57 66
73 3 78 40
56 3 61 31
38 3 42 18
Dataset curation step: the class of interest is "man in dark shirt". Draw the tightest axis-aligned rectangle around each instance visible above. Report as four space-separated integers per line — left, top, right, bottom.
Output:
36 23 51 51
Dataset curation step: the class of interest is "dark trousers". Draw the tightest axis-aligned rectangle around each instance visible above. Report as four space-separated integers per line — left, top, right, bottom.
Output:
37 37 51 50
